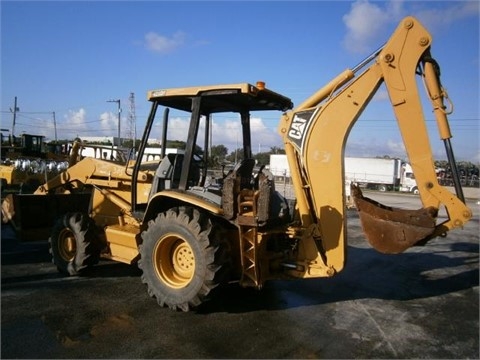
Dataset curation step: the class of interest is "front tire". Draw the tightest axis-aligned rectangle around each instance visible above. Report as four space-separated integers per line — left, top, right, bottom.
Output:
49 212 100 275
138 207 228 311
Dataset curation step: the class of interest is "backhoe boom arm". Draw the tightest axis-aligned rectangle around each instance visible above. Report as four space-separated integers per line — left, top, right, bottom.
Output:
278 16 472 274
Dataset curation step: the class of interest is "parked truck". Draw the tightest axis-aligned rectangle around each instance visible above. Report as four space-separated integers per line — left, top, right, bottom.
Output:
1 17 471 311
344 157 418 193
270 155 419 194
400 163 419 194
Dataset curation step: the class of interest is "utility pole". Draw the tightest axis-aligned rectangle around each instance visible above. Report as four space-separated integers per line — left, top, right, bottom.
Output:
9 96 19 145
107 99 121 146
235 131 238 164
209 114 212 158
128 92 136 148
52 111 57 143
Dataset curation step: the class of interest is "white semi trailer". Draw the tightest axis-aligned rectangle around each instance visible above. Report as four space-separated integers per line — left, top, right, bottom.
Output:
344 157 418 193
269 155 418 193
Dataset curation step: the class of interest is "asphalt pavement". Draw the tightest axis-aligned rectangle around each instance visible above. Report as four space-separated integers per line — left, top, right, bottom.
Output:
1 192 478 359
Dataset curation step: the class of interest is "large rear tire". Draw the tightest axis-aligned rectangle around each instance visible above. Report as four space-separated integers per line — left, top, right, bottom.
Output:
49 212 100 275
138 207 228 311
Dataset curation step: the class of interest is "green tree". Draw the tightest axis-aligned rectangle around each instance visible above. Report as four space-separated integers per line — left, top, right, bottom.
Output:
166 140 186 149
121 139 142 150
254 152 270 166
226 148 244 163
209 144 229 166
269 146 285 154
164 140 203 155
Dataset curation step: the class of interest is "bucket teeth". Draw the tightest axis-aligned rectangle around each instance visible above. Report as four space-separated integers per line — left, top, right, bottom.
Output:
351 184 437 254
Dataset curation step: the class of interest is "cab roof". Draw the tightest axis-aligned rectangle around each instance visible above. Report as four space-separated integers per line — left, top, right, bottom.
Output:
147 82 293 114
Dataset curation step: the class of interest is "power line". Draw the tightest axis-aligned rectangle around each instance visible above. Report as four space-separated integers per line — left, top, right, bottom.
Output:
0 111 53 114
3 109 476 124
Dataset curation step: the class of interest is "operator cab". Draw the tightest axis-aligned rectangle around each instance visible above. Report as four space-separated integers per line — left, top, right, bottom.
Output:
131 82 293 215
1 133 46 160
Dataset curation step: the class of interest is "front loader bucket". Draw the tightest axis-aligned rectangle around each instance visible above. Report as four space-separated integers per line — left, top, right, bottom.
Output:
351 184 437 254
1 193 91 242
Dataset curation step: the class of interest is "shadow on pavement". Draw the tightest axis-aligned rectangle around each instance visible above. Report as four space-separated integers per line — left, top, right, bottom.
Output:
1 223 141 284
197 242 479 314
2 223 478 314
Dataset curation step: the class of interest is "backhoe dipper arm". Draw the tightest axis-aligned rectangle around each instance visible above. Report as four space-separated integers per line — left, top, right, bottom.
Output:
278 16 472 275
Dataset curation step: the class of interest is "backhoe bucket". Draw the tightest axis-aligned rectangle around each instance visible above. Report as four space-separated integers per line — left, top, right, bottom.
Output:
351 184 437 254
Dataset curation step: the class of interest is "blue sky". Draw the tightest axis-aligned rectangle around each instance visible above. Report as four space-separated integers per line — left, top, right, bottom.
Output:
1 0 479 162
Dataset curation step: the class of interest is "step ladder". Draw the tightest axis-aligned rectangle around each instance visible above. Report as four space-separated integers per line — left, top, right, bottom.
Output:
237 189 262 288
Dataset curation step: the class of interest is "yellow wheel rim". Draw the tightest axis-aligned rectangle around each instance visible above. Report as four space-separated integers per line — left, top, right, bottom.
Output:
58 228 76 261
154 234 195 289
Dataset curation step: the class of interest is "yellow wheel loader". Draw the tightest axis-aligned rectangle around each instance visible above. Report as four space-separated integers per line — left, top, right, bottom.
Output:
2 17 471 311
0 134 65 196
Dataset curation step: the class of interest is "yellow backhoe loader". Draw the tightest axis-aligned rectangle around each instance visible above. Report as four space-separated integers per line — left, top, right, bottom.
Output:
2 17 471 311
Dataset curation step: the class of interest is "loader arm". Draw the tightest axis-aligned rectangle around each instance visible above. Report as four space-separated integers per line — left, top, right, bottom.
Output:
25 157 154 226
278 16 472 274
34 157 152 195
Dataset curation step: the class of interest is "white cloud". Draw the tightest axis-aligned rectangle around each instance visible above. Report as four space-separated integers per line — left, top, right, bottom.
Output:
58 109 125 140
151 114 281 154
63 108 88 138
342 0 478 54
415 1 479 31
144 31 186 54
99 111 119 133
66 108 86 126
217 119 242 146
167 116 190 141
386 139 406 155
212 116 281 153
346 136 409 159
250 116 281 152
342 0 394 54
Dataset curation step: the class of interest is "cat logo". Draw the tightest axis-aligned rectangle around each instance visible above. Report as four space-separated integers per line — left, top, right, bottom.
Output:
288 116 307 140
287 109 317 152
